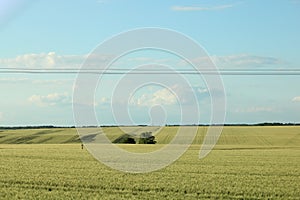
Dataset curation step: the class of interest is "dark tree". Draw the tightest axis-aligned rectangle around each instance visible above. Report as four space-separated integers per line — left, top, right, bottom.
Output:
113 134 136 144
138 132 156 144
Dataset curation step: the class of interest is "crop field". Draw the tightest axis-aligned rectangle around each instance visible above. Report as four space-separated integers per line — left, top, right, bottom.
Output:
0 126 299 199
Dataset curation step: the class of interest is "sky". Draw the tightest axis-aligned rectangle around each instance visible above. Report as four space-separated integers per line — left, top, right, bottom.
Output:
0 0 300 126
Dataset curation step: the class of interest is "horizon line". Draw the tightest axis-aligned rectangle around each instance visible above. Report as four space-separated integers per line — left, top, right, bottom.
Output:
1 122 300 129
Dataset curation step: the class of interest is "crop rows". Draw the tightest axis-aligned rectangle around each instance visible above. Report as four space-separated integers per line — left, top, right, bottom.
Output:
0 126 299 199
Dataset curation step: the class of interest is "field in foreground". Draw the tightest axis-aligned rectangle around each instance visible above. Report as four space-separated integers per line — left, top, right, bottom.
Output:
0 126 299 199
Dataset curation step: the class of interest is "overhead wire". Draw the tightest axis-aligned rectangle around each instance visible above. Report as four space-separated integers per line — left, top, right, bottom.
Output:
1 67 300 75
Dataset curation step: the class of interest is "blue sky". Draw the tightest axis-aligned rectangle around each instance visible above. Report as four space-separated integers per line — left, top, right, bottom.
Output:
0 0 300 126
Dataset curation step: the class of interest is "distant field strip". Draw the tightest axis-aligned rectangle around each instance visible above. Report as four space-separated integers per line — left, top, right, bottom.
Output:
0 126 299 147
0 128 79 144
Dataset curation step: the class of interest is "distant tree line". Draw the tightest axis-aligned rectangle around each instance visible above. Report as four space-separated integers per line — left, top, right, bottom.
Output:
165 123 300 127
1 122 300 130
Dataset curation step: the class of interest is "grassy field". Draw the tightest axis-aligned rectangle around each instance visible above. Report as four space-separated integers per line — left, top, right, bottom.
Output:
0 126 299 199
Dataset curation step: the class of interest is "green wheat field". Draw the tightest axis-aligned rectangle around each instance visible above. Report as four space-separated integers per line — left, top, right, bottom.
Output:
0 126 299 199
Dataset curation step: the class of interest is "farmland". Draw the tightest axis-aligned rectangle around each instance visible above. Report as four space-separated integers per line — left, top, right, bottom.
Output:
0 126 299 199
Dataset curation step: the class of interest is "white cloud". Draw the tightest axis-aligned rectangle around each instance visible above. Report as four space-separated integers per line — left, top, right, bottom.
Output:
0 77 30 83
292 97 300 102
171 4 234 11
129 84 209 107
127 57 153 62
171 84 209 105
97 97 111 107
180 54 285 69
1 52 284 71
0 77 72 85
31 79 72 85
0 52 86 69
100 97 110 104
28 93 71 107
0 112 3 121
234 107 274 113
0 52 110 69
130 88 177 107
212 54 284 68
198 88 208 94
126 57 172 64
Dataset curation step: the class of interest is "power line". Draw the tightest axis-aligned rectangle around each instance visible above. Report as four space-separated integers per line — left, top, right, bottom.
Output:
2 67 300 71
1 67 300 75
